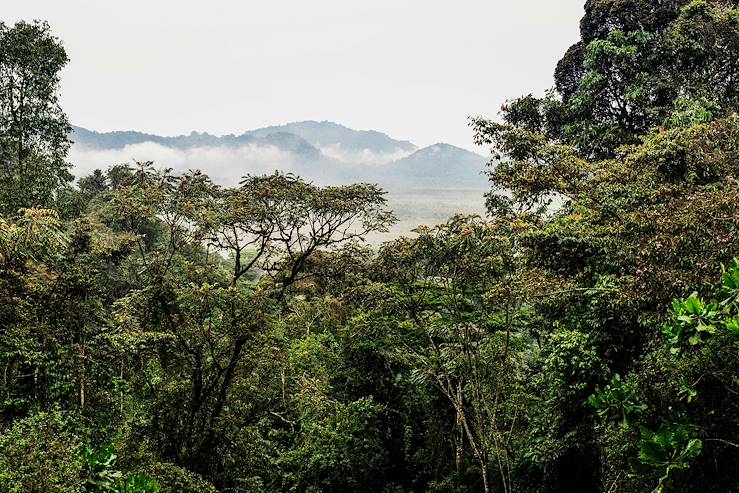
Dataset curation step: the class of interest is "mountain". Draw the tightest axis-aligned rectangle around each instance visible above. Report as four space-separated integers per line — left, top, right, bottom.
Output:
68 121 490 240
71 120 415 159
70 126 320 156
244 120 416 157
378 143 487 187
69 122 488 185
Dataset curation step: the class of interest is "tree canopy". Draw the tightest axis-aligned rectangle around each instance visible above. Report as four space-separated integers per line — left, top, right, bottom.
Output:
1 4 739 492
0 20 72 214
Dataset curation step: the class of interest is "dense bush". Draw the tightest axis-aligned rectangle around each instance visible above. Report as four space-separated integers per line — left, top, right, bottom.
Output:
0 410 86 492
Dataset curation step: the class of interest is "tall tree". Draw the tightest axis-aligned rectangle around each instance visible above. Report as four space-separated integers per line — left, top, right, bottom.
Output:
0 20 71 214
500 0 739 160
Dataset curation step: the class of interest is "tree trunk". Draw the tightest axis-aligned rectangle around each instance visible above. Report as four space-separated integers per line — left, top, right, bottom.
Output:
79 337 86 409
481 461 491 493
119 360 124 415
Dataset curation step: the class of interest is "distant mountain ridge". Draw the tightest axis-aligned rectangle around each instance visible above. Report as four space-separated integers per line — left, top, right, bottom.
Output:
243 121 417 154
71 126 322 156
69 121 489 189
71 121 414 155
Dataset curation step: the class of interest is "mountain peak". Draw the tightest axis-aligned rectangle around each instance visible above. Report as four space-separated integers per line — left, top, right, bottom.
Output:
382 143 487 185
243 120 416 154
68 122 489 189
410 142 481 157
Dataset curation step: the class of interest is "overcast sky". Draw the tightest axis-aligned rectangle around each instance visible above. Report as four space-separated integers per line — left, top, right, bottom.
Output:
6 0 585 151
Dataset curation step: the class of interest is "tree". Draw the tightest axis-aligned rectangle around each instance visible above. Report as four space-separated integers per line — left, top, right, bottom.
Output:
496 0 739 160
472 99 739 492
0 20 71 213
79 169 109 198
375 215 535 493
107 165 394 486
0 410 87 492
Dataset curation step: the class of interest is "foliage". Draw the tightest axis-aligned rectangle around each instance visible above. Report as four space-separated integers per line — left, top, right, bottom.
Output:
134 463 216 493
629 423 703 493
481 0 739 160
588 374 646 427
82 445 123 491
0 410 86 492
2 7 739 493
81 445 159 493
278 397 389 492
0 20 72 213
663 293 719 350
113 475 159 493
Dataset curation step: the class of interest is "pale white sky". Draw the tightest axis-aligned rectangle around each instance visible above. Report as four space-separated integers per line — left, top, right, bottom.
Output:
6 0 584 151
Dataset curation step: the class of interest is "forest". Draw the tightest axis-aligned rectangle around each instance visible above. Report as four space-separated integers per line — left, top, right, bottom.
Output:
0 1 738 492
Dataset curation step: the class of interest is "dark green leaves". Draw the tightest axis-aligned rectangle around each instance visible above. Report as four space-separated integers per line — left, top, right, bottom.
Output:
629 423 703 493
0 20 72 214
588 374 646 427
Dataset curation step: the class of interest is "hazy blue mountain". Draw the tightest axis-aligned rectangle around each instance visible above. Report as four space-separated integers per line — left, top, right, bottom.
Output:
69 122 488 189
70 126 320 156
72 126 226 149
71 120 414 158
259 132 323 159
377 143 488 187
244 120 416 155
68 122 490 240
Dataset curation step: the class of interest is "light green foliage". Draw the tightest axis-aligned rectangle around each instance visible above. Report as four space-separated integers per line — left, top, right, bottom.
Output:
0 410 86 493
663 98 719 129
719 258 739 306
663 293 719 350
662 258 739 350
0 207 69 260
113 475 159 493
725 315 739 337
81 445 159 493
676 378 699 404
82 445 123 491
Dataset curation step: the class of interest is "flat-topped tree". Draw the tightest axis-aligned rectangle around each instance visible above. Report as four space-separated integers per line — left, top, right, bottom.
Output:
105 166 394 479
199 172 395 292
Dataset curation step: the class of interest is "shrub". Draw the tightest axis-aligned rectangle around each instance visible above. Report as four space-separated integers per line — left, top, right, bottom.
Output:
0 410 87 493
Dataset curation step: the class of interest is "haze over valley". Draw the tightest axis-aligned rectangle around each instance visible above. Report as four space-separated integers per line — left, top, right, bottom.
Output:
70 120 490 240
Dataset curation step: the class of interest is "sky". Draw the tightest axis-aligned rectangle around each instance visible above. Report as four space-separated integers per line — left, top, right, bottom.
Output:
6 0 585 151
